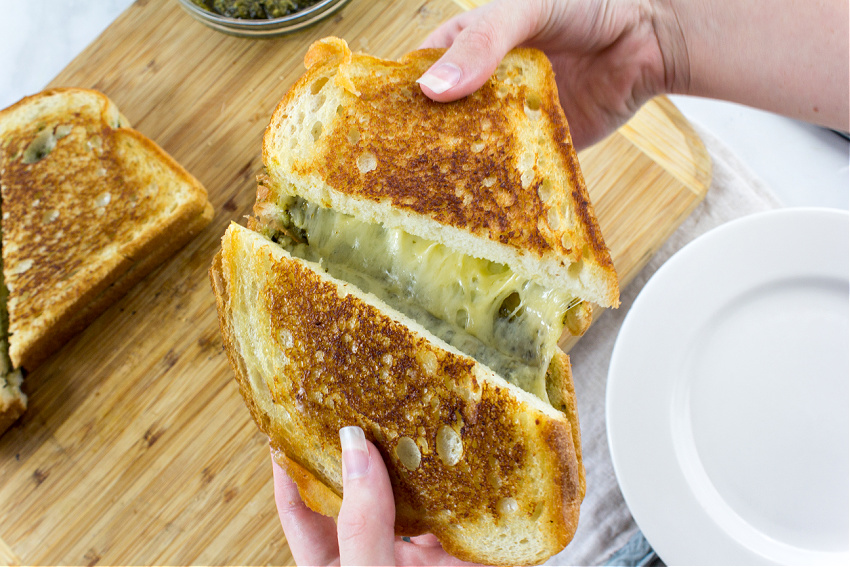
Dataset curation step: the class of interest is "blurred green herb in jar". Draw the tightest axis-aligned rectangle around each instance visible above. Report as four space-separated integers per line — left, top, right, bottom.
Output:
190 0 322 19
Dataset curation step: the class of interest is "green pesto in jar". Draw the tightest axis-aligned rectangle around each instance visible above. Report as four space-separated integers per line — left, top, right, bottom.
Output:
191 0 323 19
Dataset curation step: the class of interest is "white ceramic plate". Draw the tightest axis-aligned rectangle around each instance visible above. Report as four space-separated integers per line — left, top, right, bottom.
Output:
607 208 849 565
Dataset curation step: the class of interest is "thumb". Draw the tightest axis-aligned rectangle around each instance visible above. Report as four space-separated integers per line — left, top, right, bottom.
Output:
417 0 541 101
337 425 397 566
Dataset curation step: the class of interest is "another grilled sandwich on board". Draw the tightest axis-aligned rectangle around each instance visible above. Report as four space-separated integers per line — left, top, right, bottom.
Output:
0 88 214 435
211 37 619 566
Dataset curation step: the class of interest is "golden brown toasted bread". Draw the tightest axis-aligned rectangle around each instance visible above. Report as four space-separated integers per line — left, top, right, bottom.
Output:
0 87 213 433
211 224 584 565
261 36 619 309
210 37 621 565
267 349 586 521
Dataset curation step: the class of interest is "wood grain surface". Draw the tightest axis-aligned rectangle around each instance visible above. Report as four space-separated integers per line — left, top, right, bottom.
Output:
0 0 710 564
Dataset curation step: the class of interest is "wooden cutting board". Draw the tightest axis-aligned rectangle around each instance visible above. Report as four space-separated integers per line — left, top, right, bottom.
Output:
0 0 710 564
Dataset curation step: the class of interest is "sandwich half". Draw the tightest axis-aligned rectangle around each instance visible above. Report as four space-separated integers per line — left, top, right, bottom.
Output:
211 37 619 565
0 87 214 433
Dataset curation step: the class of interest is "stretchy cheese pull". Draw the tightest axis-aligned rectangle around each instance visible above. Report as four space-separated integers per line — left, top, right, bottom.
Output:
272 197 575 402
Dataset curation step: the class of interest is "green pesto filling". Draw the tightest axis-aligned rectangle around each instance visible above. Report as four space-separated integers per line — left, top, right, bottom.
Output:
265 197 575 403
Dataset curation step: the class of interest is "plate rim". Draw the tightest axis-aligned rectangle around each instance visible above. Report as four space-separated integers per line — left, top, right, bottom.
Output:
606 207 850 565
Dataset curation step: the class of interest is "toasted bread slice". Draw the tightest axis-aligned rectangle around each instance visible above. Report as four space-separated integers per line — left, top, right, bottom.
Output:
267 348 586 521
260 37 619 309
0 87 213 370
252 38 616 407
211 223 584 566
0 88 213 432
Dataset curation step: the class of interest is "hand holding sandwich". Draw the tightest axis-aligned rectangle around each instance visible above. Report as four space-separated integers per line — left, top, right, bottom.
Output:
215 35 610 565
273 426 477 566
418 0 849 149
222 0 847 562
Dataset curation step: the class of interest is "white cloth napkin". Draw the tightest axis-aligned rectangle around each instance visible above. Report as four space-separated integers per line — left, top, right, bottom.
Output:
547 124 783 566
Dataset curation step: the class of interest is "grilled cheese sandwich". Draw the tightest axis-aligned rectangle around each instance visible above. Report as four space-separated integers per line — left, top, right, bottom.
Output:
0 88 214 434
255 192 582 402
213 37 619 565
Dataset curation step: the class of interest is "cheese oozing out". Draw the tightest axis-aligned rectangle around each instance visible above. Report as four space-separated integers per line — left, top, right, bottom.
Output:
0 217 25 408
268 197 575 403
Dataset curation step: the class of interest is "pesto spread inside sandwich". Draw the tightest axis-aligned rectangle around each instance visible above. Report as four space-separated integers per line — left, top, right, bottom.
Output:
263 196 585 403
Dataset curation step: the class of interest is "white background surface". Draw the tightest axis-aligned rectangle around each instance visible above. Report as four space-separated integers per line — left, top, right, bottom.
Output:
1 0 848 212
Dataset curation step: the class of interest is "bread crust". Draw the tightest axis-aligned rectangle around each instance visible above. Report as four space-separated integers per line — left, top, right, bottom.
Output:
271 446 342 518
546 350 585 498
213 248 344 520
267 357 588 528
268 352 587 525
0 87 213 370
211 224 584 565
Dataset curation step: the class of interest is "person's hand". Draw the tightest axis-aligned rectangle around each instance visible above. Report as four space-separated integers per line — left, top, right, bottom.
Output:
272 425 478 566
417 0 682 149
418 0 849 140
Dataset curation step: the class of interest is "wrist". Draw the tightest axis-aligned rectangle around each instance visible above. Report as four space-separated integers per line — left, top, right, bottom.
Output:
648 0 692 96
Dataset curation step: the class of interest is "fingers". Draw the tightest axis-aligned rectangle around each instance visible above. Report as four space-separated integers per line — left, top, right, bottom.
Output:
395 536 481 566
337 426 396 566
274 432 474 566
408 534 442 547
419 10 477 50
271 451 340 566
416 0 545 101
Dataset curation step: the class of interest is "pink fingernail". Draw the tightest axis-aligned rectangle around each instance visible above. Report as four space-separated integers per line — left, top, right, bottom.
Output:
416 62 462 94
340 426 370 480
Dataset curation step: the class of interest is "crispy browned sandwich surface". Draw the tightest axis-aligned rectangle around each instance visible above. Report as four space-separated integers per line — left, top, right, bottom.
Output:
0 87 213 433
211 36 621 565
0 87 213 370
211 225 583 565
261 37 619 308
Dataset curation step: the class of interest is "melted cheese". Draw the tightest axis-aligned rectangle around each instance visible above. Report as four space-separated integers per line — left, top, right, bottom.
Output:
275 198 574 402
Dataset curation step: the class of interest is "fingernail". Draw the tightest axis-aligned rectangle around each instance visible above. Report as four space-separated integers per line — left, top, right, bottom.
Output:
416 62 462 94
339 425 370 480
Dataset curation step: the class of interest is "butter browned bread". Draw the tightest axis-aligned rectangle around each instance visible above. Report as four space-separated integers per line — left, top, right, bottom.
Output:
0 87 214 434
211 37 619 565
